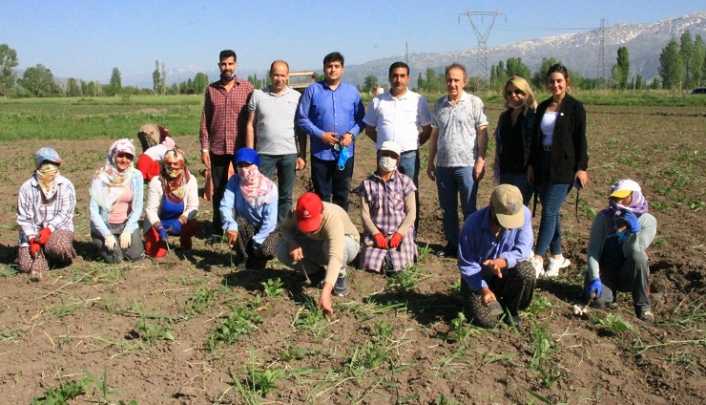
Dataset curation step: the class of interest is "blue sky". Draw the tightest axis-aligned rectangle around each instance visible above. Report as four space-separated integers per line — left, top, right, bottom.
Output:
1 0 702 84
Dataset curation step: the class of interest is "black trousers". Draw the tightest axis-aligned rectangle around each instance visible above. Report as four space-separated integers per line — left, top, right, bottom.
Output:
210 153 233 236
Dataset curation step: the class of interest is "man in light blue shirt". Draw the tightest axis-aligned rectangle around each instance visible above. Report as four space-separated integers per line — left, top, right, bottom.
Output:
458 184 535 327
295 51 365 210
220 148 279 270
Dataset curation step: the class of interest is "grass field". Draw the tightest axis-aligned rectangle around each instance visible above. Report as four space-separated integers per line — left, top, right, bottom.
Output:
0 95 705 403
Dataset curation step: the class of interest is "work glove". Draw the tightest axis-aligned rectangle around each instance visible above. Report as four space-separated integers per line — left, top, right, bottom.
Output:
389 232 404 249
586 278 603 299
154 223 168 241
373 233 388 249
119 231 132 250
621 211 641 234
104 234 117 251
29 238 42 257
38 227 52 245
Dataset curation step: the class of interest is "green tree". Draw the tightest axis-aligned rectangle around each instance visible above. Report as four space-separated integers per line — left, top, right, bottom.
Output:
107 67 122 96
362 74 378 93
532 57 561 88
18 64 61 96
611 46 630 89
0 43 19 96
152 60 162 94
691 34 705 87
66 78 82 97
659 39 684 89
193 72 209 94
633 74 644 90
505 57 531 79
679 31 693 89
416 72 424 91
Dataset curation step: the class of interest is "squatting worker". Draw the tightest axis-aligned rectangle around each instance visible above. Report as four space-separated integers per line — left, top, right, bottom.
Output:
584 179 657 322
493 75 537 205
276 192 360 315
199 49 254 241
135 123 176 182
427 63 489 258
89 139 144 263
527 64 589 278
363 61 431 234
458 184 535 328
295 52 365 210
245 59 305 223
17 147 77 281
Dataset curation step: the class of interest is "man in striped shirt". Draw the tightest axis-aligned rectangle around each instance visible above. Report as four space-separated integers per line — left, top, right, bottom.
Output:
199 49 254 239
17 147 77 280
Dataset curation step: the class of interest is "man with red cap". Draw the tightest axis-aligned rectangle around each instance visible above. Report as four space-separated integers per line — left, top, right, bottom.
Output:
276 192 360 315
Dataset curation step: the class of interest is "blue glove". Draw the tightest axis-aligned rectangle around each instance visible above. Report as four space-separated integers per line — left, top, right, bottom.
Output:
621 211 640 234
586 278 603 299
336 146 352 171
157 226 168 241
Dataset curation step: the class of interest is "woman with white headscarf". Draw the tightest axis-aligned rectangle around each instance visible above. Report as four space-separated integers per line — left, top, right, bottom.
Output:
584 179 657 322
16 147 77 280
89 138 144 262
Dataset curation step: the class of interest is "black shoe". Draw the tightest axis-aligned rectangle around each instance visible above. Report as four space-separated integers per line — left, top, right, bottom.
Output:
334 273 349 297
207 234 222 245
503 311 522 327
638 307 655 323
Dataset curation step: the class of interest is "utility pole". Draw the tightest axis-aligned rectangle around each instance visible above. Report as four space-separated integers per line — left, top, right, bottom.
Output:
405 41 409 64
598 18 606 86
459 10 503 80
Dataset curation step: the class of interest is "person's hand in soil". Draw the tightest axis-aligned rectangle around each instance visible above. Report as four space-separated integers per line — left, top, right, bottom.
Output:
480 287 497 305
483 258 507 279
473 157 485 182
427 161 436 181
290 246 304 262
226 230 239 247
319 283 334 315
296 158 306 171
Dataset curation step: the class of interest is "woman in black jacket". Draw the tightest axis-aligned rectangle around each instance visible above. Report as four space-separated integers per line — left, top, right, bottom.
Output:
494 75 537 205
527 64 589 278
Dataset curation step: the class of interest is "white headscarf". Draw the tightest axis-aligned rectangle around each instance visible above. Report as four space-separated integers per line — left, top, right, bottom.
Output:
89 138 136 210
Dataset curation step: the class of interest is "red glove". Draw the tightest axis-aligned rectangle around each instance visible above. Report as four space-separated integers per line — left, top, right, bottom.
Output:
373 233 388 249
38 227 52 245
389 232 404 249
29 239 42 257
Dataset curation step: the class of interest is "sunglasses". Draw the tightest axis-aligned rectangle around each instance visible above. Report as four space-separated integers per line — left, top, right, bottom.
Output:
506 89 525 96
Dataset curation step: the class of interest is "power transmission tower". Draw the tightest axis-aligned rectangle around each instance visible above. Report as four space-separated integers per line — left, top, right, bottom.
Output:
459 10 503 79
405 41 409 64
598 18 606 86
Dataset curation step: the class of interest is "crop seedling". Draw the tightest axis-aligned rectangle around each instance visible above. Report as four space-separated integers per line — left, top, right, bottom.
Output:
184 288 217 316
529 323 561 387
447 312 478 343
293 296 327 337
130 317 175 343
31 376 91 405
207 303 263 351
262 278 285 298
525 295 553 318
594 313 634 335
345 341 390 377
230 355 285 403
386 264 424 292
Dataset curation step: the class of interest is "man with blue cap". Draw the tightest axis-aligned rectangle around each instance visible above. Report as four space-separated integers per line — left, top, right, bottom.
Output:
220 147 279 269
17 147 77 280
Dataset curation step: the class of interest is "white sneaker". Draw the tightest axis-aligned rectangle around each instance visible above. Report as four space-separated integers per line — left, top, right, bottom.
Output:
545 255 571 277
530 256 545 279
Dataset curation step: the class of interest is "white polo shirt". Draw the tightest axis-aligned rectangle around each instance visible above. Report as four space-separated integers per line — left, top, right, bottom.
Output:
363 89 432 153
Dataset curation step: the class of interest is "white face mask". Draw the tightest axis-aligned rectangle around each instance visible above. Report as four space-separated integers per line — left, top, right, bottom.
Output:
378 156 398 173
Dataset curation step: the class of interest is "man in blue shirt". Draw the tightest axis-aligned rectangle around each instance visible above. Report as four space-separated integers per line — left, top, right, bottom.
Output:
458 184 536 327
295 52 365 210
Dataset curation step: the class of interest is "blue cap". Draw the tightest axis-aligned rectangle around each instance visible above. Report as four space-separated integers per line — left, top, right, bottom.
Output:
34 147 62 168
233 147 260 167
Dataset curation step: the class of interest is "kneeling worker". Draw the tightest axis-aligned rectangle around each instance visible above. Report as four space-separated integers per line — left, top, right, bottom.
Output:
458 184 535 327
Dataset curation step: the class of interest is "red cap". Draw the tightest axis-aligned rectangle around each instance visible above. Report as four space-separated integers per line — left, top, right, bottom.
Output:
295 192 324 233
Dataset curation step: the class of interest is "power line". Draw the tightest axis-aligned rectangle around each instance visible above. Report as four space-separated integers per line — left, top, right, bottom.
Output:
458 10 504 78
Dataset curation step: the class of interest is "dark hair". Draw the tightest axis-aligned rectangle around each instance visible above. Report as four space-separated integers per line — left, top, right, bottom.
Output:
269 59 290 74
444 63 467 78
546 63 570 84
219 49 237 63
323 52 344 67
388 61 410 77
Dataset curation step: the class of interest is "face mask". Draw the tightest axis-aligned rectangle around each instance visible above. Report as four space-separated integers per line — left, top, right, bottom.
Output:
378 156 398 173
167 167 183 179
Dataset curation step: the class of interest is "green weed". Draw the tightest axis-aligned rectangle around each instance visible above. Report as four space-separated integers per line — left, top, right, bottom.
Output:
279 345 311 362
0 329 23 342
184 288 218 316
31 377 91 405
49 300 83 319
594 313 634 335
206 303 263 352
434 394 460 405
345 341 390 377
525 295 553 318
261 278 285 298
386 264 424 292
131 318 175 343
529 323 560 388
229 356 285 402
293 297 327 337
0 264 19 277
446 312 480 343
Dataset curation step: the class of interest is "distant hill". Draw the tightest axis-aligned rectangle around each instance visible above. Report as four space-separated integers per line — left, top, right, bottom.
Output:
344 11 706 85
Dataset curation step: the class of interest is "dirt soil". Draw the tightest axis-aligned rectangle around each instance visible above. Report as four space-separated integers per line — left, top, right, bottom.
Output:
0 104 705 404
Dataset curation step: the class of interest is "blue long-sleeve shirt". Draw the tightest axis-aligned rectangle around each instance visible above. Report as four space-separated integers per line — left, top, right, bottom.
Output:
458 206 533 290
295 80 365 161
219 176 278 244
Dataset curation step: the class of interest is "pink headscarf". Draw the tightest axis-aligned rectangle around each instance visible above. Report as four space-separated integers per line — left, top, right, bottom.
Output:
89 139 136 210
237 165 275 207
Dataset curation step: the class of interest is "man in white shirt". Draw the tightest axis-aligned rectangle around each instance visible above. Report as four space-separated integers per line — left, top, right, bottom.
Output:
364 61 432 233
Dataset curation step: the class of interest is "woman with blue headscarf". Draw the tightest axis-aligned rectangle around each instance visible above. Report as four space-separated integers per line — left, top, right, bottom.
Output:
584 179 657 322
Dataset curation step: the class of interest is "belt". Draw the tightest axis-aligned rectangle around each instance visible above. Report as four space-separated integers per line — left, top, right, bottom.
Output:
542 145 552 152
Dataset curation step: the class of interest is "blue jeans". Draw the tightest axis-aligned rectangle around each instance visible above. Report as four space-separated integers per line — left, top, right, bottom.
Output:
311 155 354 210
535 183 570 256
399 150 420 232
259 154 297 223
435 166 477 248
499 172 533 206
